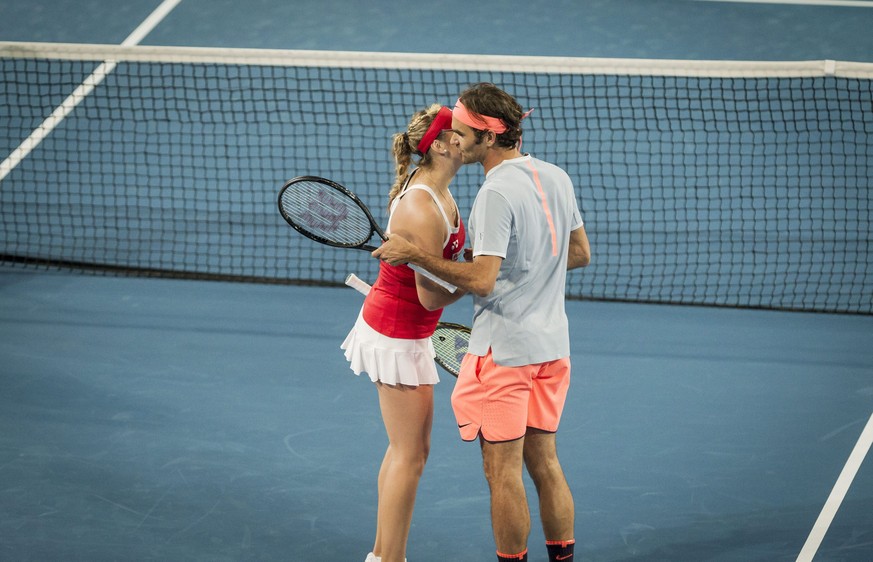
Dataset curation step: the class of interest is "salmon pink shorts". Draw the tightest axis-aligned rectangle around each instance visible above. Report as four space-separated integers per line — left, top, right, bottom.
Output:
450 349 571 442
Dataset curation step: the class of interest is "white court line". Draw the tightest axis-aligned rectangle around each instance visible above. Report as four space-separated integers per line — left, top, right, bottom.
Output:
0 0 182 184
695 0 873 7
797 412 873 562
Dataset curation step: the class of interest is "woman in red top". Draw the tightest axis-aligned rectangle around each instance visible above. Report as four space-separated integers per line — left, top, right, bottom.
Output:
341 104 466 562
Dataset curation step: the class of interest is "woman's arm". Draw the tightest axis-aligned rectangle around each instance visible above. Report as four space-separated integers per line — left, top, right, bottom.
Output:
387 189 468 310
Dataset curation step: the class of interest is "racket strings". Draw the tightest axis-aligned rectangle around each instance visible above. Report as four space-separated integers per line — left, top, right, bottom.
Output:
432 325 470 376
280 181 373 245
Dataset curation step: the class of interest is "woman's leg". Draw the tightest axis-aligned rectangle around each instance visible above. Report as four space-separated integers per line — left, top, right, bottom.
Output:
372 382 433 562
372 444 391 557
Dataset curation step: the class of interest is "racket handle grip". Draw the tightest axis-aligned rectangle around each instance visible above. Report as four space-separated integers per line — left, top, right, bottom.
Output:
409 264 457 294
344 273 371 296
346 268 456 295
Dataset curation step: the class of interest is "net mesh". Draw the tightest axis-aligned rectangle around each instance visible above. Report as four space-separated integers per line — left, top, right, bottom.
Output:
1 42 871 313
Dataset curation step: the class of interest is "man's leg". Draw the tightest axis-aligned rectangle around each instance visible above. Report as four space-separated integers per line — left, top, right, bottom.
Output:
523 429 575 553
480 436 530 556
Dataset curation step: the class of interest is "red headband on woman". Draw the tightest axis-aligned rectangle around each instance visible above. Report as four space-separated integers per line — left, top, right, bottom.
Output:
416 106 454 154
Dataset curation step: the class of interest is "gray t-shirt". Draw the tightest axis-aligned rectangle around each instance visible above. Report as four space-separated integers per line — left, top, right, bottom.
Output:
467 154 584 366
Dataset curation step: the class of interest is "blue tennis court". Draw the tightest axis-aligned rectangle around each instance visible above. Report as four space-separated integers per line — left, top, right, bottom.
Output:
1 267 871 561
2 1 872 561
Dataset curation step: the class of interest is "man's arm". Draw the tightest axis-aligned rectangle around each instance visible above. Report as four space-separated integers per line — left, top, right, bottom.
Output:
567 225 591 270
373 234 502 297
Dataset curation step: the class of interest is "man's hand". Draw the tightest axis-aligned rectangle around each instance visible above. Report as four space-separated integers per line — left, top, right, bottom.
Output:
371 233 419 266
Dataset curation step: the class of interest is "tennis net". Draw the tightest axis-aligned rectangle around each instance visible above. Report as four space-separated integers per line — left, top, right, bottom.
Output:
1 41 871 313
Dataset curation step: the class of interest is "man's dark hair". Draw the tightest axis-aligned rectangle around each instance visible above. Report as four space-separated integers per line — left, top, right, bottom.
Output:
458 83 524 149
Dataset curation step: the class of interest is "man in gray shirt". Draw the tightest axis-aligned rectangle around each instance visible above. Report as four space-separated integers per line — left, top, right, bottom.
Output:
373 82 590 562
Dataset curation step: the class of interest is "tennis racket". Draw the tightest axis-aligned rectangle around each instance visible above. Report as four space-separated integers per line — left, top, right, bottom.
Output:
344 273 470 377
278 176 457 293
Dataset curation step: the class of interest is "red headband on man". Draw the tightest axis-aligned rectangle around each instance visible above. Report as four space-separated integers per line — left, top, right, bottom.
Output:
452 99 534 134
416 106 454 155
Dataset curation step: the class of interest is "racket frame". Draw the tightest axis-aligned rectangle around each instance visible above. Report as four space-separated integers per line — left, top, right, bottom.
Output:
280 176 457 293
430 321 471 377
278 175 384 251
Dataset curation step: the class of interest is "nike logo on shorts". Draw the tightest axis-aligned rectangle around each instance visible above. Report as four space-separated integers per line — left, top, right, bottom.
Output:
556 555 573 561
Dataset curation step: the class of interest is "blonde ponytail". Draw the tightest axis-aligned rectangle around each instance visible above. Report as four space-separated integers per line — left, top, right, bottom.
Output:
388 103 443 207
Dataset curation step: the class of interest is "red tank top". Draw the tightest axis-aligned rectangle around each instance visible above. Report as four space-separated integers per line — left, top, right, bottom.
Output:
362 186 465 339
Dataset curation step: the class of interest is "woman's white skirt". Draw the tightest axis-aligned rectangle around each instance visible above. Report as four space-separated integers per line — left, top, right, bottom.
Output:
341 310 439 386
